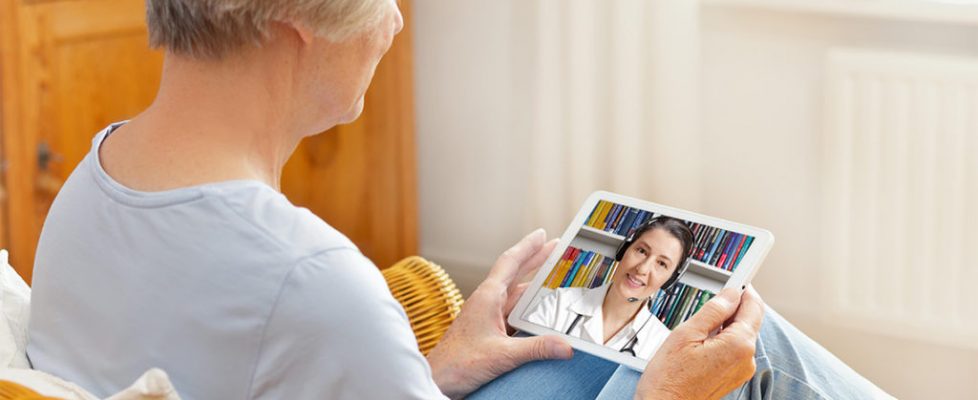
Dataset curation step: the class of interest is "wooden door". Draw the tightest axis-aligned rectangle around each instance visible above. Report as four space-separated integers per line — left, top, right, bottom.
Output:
0 0 417 281
1 0 164 282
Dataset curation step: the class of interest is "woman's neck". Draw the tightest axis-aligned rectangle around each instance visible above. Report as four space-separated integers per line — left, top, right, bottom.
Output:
100 52 311 192
601 291 645 343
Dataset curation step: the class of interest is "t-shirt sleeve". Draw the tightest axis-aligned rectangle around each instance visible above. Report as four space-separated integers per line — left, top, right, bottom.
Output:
248 248 448 400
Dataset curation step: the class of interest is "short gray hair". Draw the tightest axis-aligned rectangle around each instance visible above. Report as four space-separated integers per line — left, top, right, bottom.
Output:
146 0 392 59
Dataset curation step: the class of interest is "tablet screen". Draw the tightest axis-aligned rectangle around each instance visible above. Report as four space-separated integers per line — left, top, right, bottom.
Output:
520 200 756 361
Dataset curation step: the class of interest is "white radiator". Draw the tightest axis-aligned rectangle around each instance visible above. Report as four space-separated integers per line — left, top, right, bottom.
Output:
822 49 978 347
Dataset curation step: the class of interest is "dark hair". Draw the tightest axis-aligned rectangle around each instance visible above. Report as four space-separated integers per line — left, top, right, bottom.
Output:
618 216 694 271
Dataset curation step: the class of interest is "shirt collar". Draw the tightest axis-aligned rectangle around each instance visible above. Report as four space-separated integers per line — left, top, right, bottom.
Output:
568 284 610 317
570 284 659 339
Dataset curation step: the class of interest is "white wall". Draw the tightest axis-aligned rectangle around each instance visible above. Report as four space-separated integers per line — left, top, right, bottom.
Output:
413 0 703 294
412 1 978 398
413 1 535 294
699 5 978 399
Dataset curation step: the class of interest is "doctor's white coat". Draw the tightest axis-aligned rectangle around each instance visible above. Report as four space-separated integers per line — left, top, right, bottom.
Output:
524 284 670 360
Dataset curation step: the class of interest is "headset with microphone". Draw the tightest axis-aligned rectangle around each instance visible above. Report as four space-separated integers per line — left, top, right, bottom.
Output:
563 216 693 356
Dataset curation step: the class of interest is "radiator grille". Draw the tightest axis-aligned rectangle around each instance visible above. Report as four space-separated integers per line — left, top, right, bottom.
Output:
822 49 978 346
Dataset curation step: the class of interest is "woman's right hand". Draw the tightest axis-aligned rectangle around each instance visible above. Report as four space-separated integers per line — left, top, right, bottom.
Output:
426 229 573 399
635 287 765 400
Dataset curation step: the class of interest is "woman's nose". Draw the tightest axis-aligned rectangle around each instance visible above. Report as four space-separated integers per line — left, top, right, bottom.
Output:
634 259 653 275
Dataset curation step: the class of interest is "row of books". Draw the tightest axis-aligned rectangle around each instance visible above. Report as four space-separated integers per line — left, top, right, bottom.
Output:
650 283 714 330
584 201 656 238
686 223 754 272
542 246 618 290
585 200 755 273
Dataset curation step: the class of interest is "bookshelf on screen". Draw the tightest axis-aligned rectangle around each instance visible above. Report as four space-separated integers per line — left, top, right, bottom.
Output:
531 200 757 330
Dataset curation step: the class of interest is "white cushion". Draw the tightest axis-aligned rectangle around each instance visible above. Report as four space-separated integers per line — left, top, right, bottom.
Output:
105 368 181 400
0 249 30 368
0 367 98 399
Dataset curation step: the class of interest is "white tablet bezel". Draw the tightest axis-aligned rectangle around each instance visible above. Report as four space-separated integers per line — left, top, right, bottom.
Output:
507 190 774 371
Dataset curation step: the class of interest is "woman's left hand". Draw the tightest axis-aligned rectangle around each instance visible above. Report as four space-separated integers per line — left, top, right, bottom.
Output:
426 229 574 399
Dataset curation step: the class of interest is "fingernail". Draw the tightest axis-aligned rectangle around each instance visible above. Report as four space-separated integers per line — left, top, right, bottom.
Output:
549 341 573 359
526 228 545 240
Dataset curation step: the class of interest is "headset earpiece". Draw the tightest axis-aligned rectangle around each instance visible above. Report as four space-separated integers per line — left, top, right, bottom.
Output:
614 232 635 261
661 259 690 293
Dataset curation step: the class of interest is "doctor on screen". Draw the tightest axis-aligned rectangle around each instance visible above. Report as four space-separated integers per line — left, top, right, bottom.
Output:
525 217 694 360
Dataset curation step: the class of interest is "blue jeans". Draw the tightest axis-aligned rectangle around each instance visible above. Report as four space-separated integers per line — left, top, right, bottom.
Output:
470 307 891 399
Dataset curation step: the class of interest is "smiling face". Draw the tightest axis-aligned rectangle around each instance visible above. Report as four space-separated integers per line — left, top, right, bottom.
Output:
610 228 685 302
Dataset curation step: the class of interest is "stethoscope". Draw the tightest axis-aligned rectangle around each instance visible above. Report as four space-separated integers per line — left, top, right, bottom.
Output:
563 296 656 357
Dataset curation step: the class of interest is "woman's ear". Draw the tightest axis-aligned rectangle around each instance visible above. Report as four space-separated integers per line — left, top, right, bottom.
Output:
289 20 316 45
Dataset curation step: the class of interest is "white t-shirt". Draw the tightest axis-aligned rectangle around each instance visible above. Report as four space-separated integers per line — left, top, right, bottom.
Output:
27 122 447 400
525 284 670 360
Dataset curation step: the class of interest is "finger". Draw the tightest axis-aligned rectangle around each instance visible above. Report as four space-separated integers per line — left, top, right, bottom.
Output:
504 335 573 367
486 229 547 285
677 288 743 337
512 239 559 287
504 239 557 314
504 282 530 315
720 286 765 339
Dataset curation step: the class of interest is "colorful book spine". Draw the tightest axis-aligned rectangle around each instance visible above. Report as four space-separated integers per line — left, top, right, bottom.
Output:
615 208 639 236
571 252 597 287
561 251 590 287
677 288 699 327
600 204 620 230
624 211 641 237
685 222 756 273
543 247 574 287
600 259 617 287
724 234 748 270
588 258 613 288
732 237 754 269
652 283 716 330
585 201 604 226
610 206 628 232
579 255 599 287
715 233 739 268
546 246 619 289
557 249 582 287
597 205 610 230
705 230 727 264
554 248 580 288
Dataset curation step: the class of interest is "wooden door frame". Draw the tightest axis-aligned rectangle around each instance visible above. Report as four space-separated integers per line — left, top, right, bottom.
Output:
0 0 35 280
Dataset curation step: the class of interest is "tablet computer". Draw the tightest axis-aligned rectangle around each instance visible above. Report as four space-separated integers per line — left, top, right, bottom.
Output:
508 191 774 371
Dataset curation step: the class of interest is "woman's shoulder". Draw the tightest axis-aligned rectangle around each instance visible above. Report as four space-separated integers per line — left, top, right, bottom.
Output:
207 183 359 256
641 315 672 341
544 286 595 304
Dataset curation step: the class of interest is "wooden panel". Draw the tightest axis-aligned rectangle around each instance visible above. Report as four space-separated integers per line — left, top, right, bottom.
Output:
282 1 418 269
1 0 32 276
3 0 162 281
0 0 22 252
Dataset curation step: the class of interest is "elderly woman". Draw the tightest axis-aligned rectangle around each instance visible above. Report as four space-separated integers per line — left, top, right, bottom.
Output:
525 218 694 360
27 0 891 399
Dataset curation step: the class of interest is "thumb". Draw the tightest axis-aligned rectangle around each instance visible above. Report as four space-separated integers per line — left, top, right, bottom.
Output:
678 288 742 336
506 335 573 366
